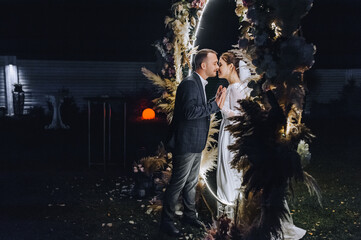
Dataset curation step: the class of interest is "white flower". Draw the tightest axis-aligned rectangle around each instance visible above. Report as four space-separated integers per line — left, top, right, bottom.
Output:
297 140 311 167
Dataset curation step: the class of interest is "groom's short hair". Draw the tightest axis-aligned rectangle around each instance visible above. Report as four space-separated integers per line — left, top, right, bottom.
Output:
194 49 217 70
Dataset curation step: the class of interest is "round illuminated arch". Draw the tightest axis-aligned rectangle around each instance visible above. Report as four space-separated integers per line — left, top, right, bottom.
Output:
188 0 212 75
143 0 318 232
190 0 237 207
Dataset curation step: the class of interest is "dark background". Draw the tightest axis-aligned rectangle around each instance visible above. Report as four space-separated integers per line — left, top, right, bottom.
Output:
0 0 361 68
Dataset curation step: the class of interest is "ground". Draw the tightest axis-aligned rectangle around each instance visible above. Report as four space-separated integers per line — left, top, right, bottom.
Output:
1 118 361 240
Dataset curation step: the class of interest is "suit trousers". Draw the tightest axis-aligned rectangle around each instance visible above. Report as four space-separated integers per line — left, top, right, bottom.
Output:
161 152 202 223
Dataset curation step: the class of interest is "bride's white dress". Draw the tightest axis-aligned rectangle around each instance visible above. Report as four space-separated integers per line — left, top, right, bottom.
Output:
217 82 249 208
216 82 306 239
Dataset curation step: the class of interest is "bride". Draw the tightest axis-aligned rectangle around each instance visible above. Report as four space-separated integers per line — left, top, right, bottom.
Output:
216 51 306 239
216 51 251 215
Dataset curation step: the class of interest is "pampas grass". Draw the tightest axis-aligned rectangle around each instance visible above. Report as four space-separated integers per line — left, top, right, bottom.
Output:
303 171 322 207
200 114 221 177
140 156 167 176
141 68 167 89
173 41 183 83
141 67 178 123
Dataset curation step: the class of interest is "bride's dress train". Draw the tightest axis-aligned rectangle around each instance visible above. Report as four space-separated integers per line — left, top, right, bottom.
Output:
277 201 306 240
216 82 306 239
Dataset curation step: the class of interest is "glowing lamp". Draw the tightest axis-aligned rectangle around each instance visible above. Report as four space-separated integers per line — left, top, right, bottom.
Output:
142 108 155 120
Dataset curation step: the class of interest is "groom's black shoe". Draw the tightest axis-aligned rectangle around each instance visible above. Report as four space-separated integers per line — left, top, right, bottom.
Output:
181 216 205 229
160 221 182 237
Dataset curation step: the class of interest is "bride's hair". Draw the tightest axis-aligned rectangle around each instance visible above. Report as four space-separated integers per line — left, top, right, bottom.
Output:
220 52 240 77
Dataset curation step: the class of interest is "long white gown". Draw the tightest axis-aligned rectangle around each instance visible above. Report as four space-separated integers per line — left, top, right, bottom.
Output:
216 82 306 239
217 82 250 210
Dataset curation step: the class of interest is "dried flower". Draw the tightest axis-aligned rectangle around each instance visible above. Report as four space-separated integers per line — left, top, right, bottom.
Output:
242 0 255 7
236 0 243 5
166 43 173 51
235 6 246 17
191 17 196 27
164 16 173 27
177 4 183 12
191 0 206 9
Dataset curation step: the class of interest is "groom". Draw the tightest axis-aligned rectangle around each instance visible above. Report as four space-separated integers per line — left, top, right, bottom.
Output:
161 49 226 237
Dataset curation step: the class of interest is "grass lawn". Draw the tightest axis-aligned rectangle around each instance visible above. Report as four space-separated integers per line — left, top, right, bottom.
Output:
1 119 360 240
287 119 361 239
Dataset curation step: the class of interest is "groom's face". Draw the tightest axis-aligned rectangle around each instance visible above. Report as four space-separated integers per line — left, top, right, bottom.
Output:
203 53 219 78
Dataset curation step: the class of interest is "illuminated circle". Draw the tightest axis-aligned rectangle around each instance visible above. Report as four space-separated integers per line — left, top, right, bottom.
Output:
142 108 155 120
187 0 237 206
189 0 212 75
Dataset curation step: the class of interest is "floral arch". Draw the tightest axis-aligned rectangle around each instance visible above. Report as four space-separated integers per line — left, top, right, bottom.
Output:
141 0 321 238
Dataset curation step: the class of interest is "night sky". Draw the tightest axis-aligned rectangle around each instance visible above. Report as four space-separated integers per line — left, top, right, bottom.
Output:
1 0 361 68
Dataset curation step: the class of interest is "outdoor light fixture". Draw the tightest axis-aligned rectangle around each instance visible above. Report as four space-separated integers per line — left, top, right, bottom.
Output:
5 64 19 116
142 108 155 120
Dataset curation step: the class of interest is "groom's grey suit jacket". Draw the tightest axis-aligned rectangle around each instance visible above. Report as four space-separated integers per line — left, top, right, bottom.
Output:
167 72 220 155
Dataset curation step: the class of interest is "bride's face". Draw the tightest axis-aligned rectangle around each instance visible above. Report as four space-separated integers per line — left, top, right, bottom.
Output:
218 58 232 80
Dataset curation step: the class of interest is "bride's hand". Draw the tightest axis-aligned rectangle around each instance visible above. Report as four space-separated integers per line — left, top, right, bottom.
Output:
216 88 227 109
216 85 223 98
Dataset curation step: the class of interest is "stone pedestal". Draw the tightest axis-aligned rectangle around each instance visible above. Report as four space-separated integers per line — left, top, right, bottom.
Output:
45 95 69 130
